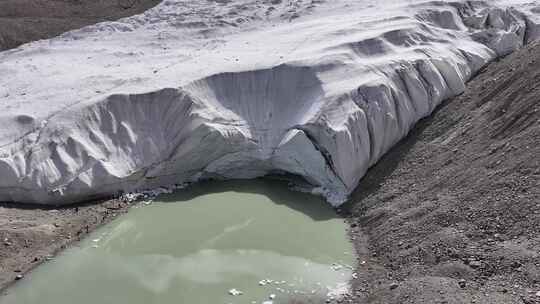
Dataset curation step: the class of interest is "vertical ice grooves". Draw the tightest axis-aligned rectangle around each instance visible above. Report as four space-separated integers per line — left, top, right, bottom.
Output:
0 0 538 205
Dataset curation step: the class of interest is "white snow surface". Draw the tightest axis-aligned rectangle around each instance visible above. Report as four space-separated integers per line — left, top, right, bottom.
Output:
0 0 539 205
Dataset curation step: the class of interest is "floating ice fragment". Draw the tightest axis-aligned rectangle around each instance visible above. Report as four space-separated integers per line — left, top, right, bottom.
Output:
228 288 243 296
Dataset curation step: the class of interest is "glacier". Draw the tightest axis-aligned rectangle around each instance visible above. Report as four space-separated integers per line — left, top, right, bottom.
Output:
0 0 538 205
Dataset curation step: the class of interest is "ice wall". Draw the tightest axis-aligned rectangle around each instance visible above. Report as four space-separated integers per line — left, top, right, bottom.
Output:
0 0 539 205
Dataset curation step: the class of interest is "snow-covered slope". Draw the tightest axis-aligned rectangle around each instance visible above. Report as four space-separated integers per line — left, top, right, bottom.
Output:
0 0 538 205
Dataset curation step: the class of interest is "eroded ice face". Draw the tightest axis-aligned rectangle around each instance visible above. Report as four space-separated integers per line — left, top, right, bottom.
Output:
1 179 355 304
0 0 538 205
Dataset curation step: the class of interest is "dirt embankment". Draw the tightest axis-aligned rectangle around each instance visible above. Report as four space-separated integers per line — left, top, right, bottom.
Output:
0 200 130 292
0 0 161 51
344 42 540 304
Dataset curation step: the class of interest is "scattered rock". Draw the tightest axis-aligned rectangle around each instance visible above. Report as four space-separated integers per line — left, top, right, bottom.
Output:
469 261 482 268
458 279 467 288
14 275 23 281
389 282 399 290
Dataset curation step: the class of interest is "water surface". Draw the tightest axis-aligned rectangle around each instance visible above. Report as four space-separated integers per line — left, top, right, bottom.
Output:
1 180 354 304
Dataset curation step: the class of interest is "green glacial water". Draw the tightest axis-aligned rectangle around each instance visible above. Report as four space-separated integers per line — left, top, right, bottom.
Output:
1 180 355 304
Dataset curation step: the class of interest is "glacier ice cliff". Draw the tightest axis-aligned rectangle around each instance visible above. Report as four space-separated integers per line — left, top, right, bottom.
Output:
0 0 539 205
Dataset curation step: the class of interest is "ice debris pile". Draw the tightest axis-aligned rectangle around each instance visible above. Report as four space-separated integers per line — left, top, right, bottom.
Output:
0 0 539 205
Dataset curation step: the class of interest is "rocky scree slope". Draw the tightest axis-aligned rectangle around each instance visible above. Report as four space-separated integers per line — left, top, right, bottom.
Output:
344 41 540 304
0 0 162 51
0 0 539 205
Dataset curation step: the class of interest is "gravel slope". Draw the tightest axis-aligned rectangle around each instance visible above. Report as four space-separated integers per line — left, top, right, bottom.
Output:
0 0 161 51
343 41 540 304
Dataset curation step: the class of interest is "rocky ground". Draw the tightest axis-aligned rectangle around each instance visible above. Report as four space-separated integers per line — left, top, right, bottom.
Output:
0 0 160 51
342 41 540 304
0 199 130 292
0 0 157 292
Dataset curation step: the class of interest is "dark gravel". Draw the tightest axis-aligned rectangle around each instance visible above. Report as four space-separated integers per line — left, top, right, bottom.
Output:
341 41 540 304
0 0 161 51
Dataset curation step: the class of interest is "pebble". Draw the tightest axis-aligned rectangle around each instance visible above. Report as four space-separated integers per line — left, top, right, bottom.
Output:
389 282 399 290
228 289 243 296
469 261 482 268
458 279 466 288
15 275 23 280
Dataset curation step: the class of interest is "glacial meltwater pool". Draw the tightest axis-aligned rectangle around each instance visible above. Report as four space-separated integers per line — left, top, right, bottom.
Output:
1 180 354 304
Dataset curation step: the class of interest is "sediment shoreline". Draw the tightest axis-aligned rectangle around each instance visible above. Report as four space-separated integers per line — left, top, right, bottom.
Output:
0 199 131 293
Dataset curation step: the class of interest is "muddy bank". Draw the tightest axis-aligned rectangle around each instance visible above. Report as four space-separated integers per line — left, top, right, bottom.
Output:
0 199 130 292
342 41 540 304
0 0 161 51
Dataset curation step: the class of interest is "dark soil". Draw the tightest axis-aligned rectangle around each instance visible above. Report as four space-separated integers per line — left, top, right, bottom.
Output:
0 0 161 51
341 41 540 304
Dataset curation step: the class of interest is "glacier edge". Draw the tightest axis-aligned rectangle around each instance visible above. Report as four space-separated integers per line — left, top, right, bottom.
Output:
0 0 539 205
